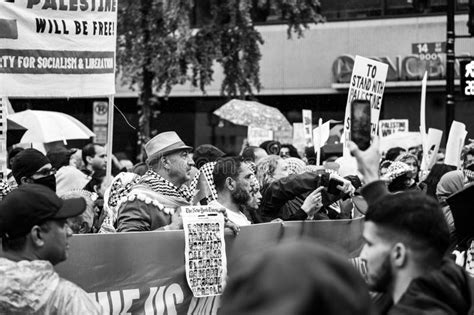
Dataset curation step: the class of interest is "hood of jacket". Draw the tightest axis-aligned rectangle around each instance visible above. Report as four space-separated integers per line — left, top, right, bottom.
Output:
0 258 60 313
389 258 474 315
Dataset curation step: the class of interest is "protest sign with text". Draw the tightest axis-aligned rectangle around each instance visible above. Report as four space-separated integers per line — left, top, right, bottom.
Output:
302 109 313 147
379 119 409 137
182 206 227 298
247 126 273 147
343 56 388 155
0 0 117 97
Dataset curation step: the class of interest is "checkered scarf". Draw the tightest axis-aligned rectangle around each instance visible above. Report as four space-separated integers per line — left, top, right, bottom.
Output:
0 179 12 201
107 172 141 209
140 170 193 202
191 162 218 204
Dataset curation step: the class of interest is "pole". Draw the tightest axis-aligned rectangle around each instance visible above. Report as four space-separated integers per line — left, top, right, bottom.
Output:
446 0 456 133
106 95 114 180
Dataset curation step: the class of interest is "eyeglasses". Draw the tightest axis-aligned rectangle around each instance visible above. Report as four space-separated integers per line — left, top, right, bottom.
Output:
32 168 57 177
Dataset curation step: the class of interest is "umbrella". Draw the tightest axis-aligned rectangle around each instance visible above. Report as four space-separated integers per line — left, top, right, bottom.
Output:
8 110 95 143
6 119 27 147
213 99 291 130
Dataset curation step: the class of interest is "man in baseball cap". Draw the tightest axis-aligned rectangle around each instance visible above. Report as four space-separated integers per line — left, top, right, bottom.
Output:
0 184 102 313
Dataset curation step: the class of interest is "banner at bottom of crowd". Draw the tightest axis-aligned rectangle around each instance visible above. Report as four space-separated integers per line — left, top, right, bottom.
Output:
43 219 363 315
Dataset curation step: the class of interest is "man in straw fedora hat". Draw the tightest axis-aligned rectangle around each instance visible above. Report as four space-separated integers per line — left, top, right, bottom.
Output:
116 131 195 232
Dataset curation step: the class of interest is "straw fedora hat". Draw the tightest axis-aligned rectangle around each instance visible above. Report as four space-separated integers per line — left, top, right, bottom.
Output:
145 131 192 162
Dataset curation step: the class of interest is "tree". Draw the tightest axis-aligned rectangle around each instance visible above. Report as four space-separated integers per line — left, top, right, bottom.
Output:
117 0 324 156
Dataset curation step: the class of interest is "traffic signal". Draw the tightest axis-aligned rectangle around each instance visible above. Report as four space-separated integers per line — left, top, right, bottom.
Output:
469 0 474 35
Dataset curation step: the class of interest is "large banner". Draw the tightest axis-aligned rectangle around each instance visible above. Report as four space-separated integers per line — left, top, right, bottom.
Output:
0 0 117 97
47 219 364 315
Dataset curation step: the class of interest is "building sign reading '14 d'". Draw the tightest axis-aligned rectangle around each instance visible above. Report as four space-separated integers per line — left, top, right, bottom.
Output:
0 0 117 97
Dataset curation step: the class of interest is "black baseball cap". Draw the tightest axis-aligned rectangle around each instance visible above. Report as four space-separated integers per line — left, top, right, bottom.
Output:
0 184 86 239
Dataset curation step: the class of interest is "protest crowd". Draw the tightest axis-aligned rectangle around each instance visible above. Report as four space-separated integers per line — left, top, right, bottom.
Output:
0 123 473 314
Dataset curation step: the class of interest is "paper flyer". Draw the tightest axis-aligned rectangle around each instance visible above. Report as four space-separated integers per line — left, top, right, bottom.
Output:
182 205 227 298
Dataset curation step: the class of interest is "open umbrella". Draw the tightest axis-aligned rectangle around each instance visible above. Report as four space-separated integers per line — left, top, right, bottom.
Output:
6 119 27 147
213 99 291 130
8 110 95 144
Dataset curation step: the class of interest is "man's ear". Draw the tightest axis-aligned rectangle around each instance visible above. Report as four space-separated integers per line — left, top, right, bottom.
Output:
161 156 170 170
225 177 235 191
20 177 32 185
30 225 45 247
86 155 93 165
391 242 407 268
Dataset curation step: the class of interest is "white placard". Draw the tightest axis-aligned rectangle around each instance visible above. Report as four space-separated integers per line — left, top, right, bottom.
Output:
302 109 313 147
343 56 388 155
182 206 227 298
313 120 330 149
445 121 468 169
419 71 428 153
420 128 443 172
247 126 273 147
0 0 117 97
379 119 409 138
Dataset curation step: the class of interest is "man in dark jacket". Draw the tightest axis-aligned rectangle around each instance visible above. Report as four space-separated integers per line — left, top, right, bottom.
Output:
349 138 474 314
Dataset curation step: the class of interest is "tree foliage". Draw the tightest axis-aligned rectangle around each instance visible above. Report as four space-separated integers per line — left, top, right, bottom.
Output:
116 0 324 151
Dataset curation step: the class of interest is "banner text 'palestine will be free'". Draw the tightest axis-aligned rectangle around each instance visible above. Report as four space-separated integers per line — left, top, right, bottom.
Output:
0 0 117 97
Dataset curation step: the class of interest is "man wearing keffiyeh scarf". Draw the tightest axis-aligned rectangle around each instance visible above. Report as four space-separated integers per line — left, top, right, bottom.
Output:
116 132 195 232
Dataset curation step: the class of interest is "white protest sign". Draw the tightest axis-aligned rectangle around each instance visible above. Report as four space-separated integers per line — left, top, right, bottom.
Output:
247 126 273 147
343 56 388 156
302 109 313 147
379 119 409 138
420 128 443 172
445 121 467 169
292 123 306 156
379 132 422 154
313 120 330 149
0 97 7 179
0 0 117 97
419 72 428 153
274 127 293 145
182 206 227 298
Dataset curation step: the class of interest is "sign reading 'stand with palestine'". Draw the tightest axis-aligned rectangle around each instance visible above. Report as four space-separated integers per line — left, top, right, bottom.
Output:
343 55 388 155
0 0 117 97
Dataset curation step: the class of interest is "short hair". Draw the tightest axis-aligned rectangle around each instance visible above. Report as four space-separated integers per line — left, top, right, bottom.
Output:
242 146 260 162
366 191 450 262
2 221 52 251
193 145 225 168
213 157 243 192
82 143 97 165
385 147 406 161
255 155 282 188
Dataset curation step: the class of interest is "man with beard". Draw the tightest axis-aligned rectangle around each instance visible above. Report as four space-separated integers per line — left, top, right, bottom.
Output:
349 137 474 314
210 157 255 226
116 131 195 231
11 148 57 192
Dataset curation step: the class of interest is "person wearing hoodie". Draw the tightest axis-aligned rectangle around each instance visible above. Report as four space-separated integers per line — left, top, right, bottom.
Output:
349 138 474 315
0 184 103 314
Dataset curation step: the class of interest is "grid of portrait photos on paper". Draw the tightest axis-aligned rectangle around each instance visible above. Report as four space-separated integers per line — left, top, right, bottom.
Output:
187 222 224 297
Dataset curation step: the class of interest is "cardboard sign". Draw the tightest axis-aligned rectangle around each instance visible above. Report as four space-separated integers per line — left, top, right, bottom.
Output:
379 119 409 137
247 126 273 147
444 121 467 168
343 56 388 155
182 206 227 298
302 109 313 147
0 0 117 97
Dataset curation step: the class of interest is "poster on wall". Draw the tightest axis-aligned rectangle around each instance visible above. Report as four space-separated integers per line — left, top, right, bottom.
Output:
0 0 117 97
182 205 227 298
343 56 388 155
